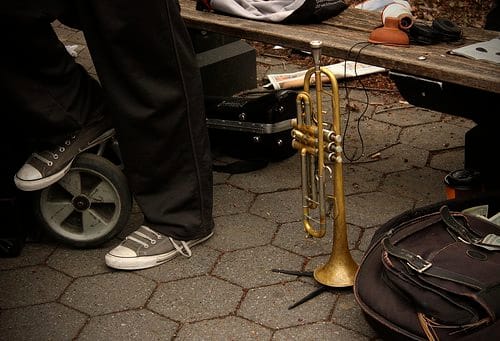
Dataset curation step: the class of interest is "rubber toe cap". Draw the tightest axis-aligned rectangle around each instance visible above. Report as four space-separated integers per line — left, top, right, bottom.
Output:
16 164 42 181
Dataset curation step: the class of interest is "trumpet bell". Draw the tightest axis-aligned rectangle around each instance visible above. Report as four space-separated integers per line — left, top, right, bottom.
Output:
314 244 359 287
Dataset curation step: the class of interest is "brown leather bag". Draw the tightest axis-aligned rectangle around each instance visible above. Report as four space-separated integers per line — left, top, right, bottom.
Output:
354 194 500 341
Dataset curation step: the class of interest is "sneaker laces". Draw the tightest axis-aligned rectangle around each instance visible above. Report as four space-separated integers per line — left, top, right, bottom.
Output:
125 226 192 257
168 238 192 257
32 135 77 166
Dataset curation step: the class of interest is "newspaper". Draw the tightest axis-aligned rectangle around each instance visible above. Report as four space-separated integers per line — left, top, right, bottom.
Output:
265 61 387 90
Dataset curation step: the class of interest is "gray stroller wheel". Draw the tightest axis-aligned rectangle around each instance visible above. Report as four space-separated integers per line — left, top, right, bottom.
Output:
35 153 132 248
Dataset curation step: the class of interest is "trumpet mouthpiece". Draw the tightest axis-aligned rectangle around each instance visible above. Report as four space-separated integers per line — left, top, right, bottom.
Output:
310 40 323 66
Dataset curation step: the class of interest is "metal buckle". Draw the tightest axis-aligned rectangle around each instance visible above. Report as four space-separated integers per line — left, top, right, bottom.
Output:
407 255 432 273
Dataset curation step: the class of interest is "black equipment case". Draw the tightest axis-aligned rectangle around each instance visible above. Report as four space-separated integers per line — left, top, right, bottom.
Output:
354 192 500 341
205 89 297 172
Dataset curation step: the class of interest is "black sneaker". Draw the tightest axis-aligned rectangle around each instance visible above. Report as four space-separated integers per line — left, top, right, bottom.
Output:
14 119 113 191
105 226 214 270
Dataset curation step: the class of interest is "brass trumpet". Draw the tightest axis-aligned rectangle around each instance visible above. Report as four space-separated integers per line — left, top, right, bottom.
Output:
291 40 358 287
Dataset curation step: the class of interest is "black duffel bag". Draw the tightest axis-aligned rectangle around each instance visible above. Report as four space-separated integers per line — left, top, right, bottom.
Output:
354 193 500 340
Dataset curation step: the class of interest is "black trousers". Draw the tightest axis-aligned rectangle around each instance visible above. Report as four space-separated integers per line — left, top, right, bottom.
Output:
0 1 213 240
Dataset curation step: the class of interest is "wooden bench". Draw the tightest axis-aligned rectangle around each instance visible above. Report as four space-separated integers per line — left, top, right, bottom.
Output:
179 0 499 95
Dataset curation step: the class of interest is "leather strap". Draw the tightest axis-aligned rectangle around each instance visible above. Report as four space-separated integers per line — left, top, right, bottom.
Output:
440 205 500 251
382 237 486 289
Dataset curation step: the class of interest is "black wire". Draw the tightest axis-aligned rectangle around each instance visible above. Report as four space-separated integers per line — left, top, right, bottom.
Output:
342 41 374 162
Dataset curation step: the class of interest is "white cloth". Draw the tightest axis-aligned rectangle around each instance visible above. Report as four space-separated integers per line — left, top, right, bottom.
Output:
210 0 307 22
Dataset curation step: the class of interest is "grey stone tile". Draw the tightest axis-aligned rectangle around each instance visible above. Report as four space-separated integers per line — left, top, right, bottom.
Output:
272 321 370 341
148 276 243 323
0 265 71 309
78 309 178 341
274 221 332 257
47 245 112 277
0 302 87 341
343 163 383 195
442 114 476 129
213 245 304 288
372 106 442 126
343 119 401 162
345 191 414 228
430 148 465 172
213 184 254 216
358 143 429 173
400 122 469 151
239 281 336 329
208 213 278 251
176 316 272 340
0 242 55 270
137 245 220 282
380 167 449 206
228 156 300 193
60 272 155 315
250 189 302 224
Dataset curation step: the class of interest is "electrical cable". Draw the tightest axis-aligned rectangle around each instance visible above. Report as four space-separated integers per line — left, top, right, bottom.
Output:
341 41 374 162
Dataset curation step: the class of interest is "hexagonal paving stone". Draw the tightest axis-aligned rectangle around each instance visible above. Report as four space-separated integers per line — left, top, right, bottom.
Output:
137 245 220 282
250 189 301 224
272 321 370 340
214 244 305 288
429 149 465 172
78 309 178 340
0 243 55 270
399 122 468 151
0 302 87 340
47 245 112 277
358 143 429 173
207 213 277 251
343 164 382 196
343 119 401 162
228 157 300 193
176 316 272 340
0 265 71 309
441 115 475 129
372 106 442 127
148 275 242 323
380 167 448 205
345 191 414 228
213 184 254 216
239 281 336 329
60 272 155 315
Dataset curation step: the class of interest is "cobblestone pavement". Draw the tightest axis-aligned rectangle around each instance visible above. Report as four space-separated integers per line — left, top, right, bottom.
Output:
0 22 476 340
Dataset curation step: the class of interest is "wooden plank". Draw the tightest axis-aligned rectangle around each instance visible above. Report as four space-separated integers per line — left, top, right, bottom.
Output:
180 0 500 94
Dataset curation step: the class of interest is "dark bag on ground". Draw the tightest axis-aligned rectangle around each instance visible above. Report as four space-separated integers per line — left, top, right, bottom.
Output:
206 89 297 173
354 193 500 340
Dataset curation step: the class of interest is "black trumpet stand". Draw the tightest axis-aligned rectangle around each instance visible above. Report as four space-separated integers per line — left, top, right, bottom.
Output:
271 268 333 309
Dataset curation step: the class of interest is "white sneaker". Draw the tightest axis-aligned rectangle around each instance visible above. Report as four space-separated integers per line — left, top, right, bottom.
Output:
105 225 213 270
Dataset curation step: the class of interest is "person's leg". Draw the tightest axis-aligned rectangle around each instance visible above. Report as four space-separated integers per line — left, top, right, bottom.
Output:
0 5 105 145
76 0 213 269
0 3 111 192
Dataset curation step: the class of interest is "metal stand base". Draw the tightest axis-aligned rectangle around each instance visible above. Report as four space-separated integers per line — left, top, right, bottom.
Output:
272 269 330 309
